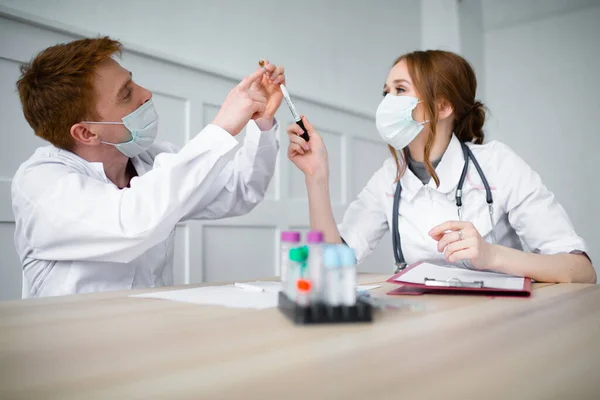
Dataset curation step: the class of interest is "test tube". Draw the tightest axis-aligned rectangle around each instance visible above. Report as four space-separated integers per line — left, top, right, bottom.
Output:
296 279 312 307
323 245 341 307
280 232 300 285
338 245 357 306
288 246 308 302
307 231 324 303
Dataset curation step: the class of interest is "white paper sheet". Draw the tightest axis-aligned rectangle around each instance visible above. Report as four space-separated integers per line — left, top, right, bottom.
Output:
356 284 382 292
395 262 525 290
130 284 279 309
234 281 282 293
240 282 382 293
131 281 384 309
231 281 382 294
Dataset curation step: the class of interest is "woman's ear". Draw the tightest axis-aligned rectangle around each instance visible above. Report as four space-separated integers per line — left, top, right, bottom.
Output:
437 99 454 121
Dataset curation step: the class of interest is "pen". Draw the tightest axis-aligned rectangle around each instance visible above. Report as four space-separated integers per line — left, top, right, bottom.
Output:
234 282 265 292
259 60 310 142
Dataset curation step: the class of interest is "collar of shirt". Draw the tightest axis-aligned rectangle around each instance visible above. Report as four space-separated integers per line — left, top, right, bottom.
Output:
399 134 465 203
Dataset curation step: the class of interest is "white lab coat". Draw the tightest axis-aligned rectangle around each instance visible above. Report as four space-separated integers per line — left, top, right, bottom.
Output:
12 121 279 298
339 134 587 266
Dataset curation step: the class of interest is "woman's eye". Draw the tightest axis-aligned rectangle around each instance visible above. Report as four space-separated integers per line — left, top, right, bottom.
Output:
383 87 405 97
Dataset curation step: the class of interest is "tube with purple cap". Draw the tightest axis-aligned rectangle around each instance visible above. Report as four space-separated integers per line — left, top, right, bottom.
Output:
307 230 325 302
280 231 300 285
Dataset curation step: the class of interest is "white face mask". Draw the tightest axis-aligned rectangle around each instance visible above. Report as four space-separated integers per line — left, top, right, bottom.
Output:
375 94 429 150
82 99 159 158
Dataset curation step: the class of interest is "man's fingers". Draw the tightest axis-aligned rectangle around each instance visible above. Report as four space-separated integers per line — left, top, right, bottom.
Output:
252 100 266 115
247 88 267 105
270 65 285 79
237 68 264 91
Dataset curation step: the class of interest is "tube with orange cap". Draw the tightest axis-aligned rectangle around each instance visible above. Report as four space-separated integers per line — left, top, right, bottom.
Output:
296 279 312 307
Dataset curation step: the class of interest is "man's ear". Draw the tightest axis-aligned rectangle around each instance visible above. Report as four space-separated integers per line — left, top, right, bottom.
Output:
70 123 100 146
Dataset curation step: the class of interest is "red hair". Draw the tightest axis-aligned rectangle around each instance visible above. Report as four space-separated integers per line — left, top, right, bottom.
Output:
389 50 486 185
17 36 123 150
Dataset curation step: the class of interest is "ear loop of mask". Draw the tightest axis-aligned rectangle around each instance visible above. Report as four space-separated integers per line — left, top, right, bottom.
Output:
80 121 131 145
412 100 430 126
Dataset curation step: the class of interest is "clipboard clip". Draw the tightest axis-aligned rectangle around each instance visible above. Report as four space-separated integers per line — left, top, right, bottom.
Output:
424 277 484 289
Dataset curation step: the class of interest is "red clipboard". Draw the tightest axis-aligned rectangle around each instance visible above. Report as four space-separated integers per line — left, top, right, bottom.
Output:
386 261 532 297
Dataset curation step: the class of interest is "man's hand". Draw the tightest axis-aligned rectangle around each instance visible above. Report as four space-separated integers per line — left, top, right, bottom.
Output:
253 59 285 130
212 68 267 136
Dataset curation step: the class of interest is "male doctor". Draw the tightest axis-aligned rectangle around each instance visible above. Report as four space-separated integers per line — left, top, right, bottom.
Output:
12 37 284 298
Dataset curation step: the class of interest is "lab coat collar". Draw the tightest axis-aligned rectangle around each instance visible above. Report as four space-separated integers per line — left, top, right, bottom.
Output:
55 147 148 184
54 147 108 182
399 134 465 203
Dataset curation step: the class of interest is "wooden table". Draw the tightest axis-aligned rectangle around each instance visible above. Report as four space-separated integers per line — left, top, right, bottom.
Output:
0 275 598 399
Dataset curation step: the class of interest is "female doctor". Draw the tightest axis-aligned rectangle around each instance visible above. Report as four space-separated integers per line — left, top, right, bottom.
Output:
287 50 596 283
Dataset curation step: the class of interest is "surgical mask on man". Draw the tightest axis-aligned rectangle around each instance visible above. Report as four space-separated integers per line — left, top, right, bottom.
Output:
375 94 429 150
82 99 159 158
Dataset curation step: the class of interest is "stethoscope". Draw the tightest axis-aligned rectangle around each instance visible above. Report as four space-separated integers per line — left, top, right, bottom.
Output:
392 141 497 271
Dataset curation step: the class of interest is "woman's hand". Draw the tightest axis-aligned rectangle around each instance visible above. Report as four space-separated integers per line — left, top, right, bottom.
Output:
287 116 329 182
429 221 497 269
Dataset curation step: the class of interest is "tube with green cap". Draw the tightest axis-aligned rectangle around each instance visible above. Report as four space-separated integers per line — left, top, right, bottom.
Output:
287 246 309 301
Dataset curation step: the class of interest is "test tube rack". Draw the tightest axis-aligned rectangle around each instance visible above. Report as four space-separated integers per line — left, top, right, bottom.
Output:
277 292 373 325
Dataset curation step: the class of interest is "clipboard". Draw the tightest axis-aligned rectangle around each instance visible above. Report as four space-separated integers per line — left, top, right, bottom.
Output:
386 261 532 297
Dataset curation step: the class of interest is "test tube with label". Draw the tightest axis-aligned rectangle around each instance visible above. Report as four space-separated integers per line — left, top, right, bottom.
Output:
280 232 300 285
338 245 357 306
306 231 324 302
323 245 341 307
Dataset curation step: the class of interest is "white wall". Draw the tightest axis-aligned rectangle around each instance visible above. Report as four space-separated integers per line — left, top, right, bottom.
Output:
420 0 460 52
481 0 600 30
420 0 486 97
1 0 596 302
483 2 600 270
457 0 485 99
407 0 598 274
0 0 421 117
0 2 421 300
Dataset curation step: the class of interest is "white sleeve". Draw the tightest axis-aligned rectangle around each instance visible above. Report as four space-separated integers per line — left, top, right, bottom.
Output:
13 124 242 263
497 142 587 255
338 163 390 264
182 119 279 220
